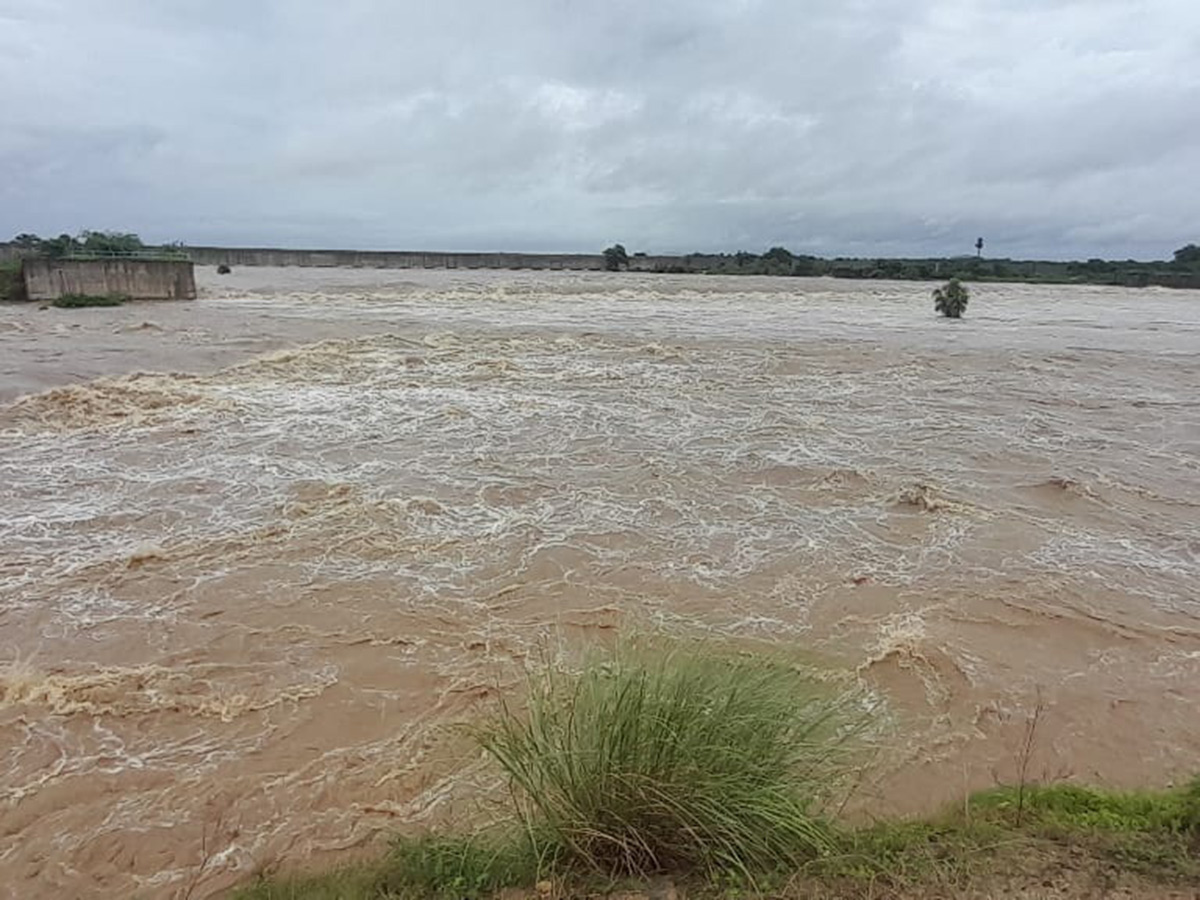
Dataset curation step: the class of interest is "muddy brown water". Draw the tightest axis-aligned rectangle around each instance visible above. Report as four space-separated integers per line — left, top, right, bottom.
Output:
2 269 1199 898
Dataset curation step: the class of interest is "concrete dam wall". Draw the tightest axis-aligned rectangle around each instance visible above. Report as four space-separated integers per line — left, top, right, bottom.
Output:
2 243 697 274
185 246 612 271
23 259 197 301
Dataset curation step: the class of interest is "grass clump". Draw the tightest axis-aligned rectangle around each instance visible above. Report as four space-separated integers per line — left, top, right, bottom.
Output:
233 641 864 900
51 292 130 308
475 642 863 878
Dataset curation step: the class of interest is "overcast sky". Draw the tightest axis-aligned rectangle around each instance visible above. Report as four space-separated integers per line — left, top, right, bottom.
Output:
1 1 1197 259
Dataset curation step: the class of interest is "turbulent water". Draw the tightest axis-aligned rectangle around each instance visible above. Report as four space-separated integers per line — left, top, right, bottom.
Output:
2 269 1199 898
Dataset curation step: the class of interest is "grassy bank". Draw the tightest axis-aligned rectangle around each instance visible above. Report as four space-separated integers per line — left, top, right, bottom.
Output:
233 642 1199 899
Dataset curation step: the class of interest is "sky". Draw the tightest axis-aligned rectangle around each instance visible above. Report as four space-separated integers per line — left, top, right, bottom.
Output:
1 0 1198 259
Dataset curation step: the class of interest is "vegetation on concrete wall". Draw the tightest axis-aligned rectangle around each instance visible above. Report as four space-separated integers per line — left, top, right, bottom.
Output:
7 231 186 260
0 260 26 301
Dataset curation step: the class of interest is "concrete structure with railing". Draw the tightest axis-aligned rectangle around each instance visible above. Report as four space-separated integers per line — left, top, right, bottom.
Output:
22 258 196 301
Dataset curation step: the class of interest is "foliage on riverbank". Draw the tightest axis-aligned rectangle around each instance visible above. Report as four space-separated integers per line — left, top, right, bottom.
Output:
236 779 1200 899
641 244 1200 288
232 641 1200 899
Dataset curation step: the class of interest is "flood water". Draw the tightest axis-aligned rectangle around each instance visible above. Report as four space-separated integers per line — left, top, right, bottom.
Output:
2 269 1199 898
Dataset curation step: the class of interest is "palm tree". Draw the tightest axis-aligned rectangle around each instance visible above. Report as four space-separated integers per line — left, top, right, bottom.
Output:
933 278 969 318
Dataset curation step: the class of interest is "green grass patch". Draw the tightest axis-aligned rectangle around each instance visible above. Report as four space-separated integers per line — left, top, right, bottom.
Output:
971 779 1200 835
51 292 130 308
377 833 541 898
234 863 386 900
789 781 1200 894
234 844 535 900
969 779 1200 881
234 832 541 900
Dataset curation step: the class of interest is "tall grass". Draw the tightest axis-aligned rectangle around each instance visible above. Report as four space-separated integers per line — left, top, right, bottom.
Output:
474 642 864 878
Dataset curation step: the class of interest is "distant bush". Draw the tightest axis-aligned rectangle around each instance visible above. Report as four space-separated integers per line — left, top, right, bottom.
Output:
602 244 629 271
0 261 26 302
52 292 129 308
216 264 232 274
933 278 970 318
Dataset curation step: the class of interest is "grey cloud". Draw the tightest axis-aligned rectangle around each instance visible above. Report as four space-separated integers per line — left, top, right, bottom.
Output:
1 0 1196 258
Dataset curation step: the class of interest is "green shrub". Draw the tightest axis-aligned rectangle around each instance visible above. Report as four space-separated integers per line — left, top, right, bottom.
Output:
933 278 970 318
474 642 863 878
51 292 130 308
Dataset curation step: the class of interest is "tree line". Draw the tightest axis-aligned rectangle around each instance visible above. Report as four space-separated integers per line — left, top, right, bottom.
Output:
604 243 1200 288
8 231 185 258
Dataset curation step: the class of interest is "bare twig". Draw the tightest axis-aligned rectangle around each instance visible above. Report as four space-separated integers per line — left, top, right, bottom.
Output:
181 802 230 900
1014 687 1046 827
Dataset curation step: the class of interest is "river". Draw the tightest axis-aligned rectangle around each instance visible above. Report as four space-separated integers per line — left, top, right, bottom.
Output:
2 269 1198 897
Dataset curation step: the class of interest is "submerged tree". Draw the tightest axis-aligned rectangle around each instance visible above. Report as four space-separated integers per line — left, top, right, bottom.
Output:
603 244 629 271
933 278 970 318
